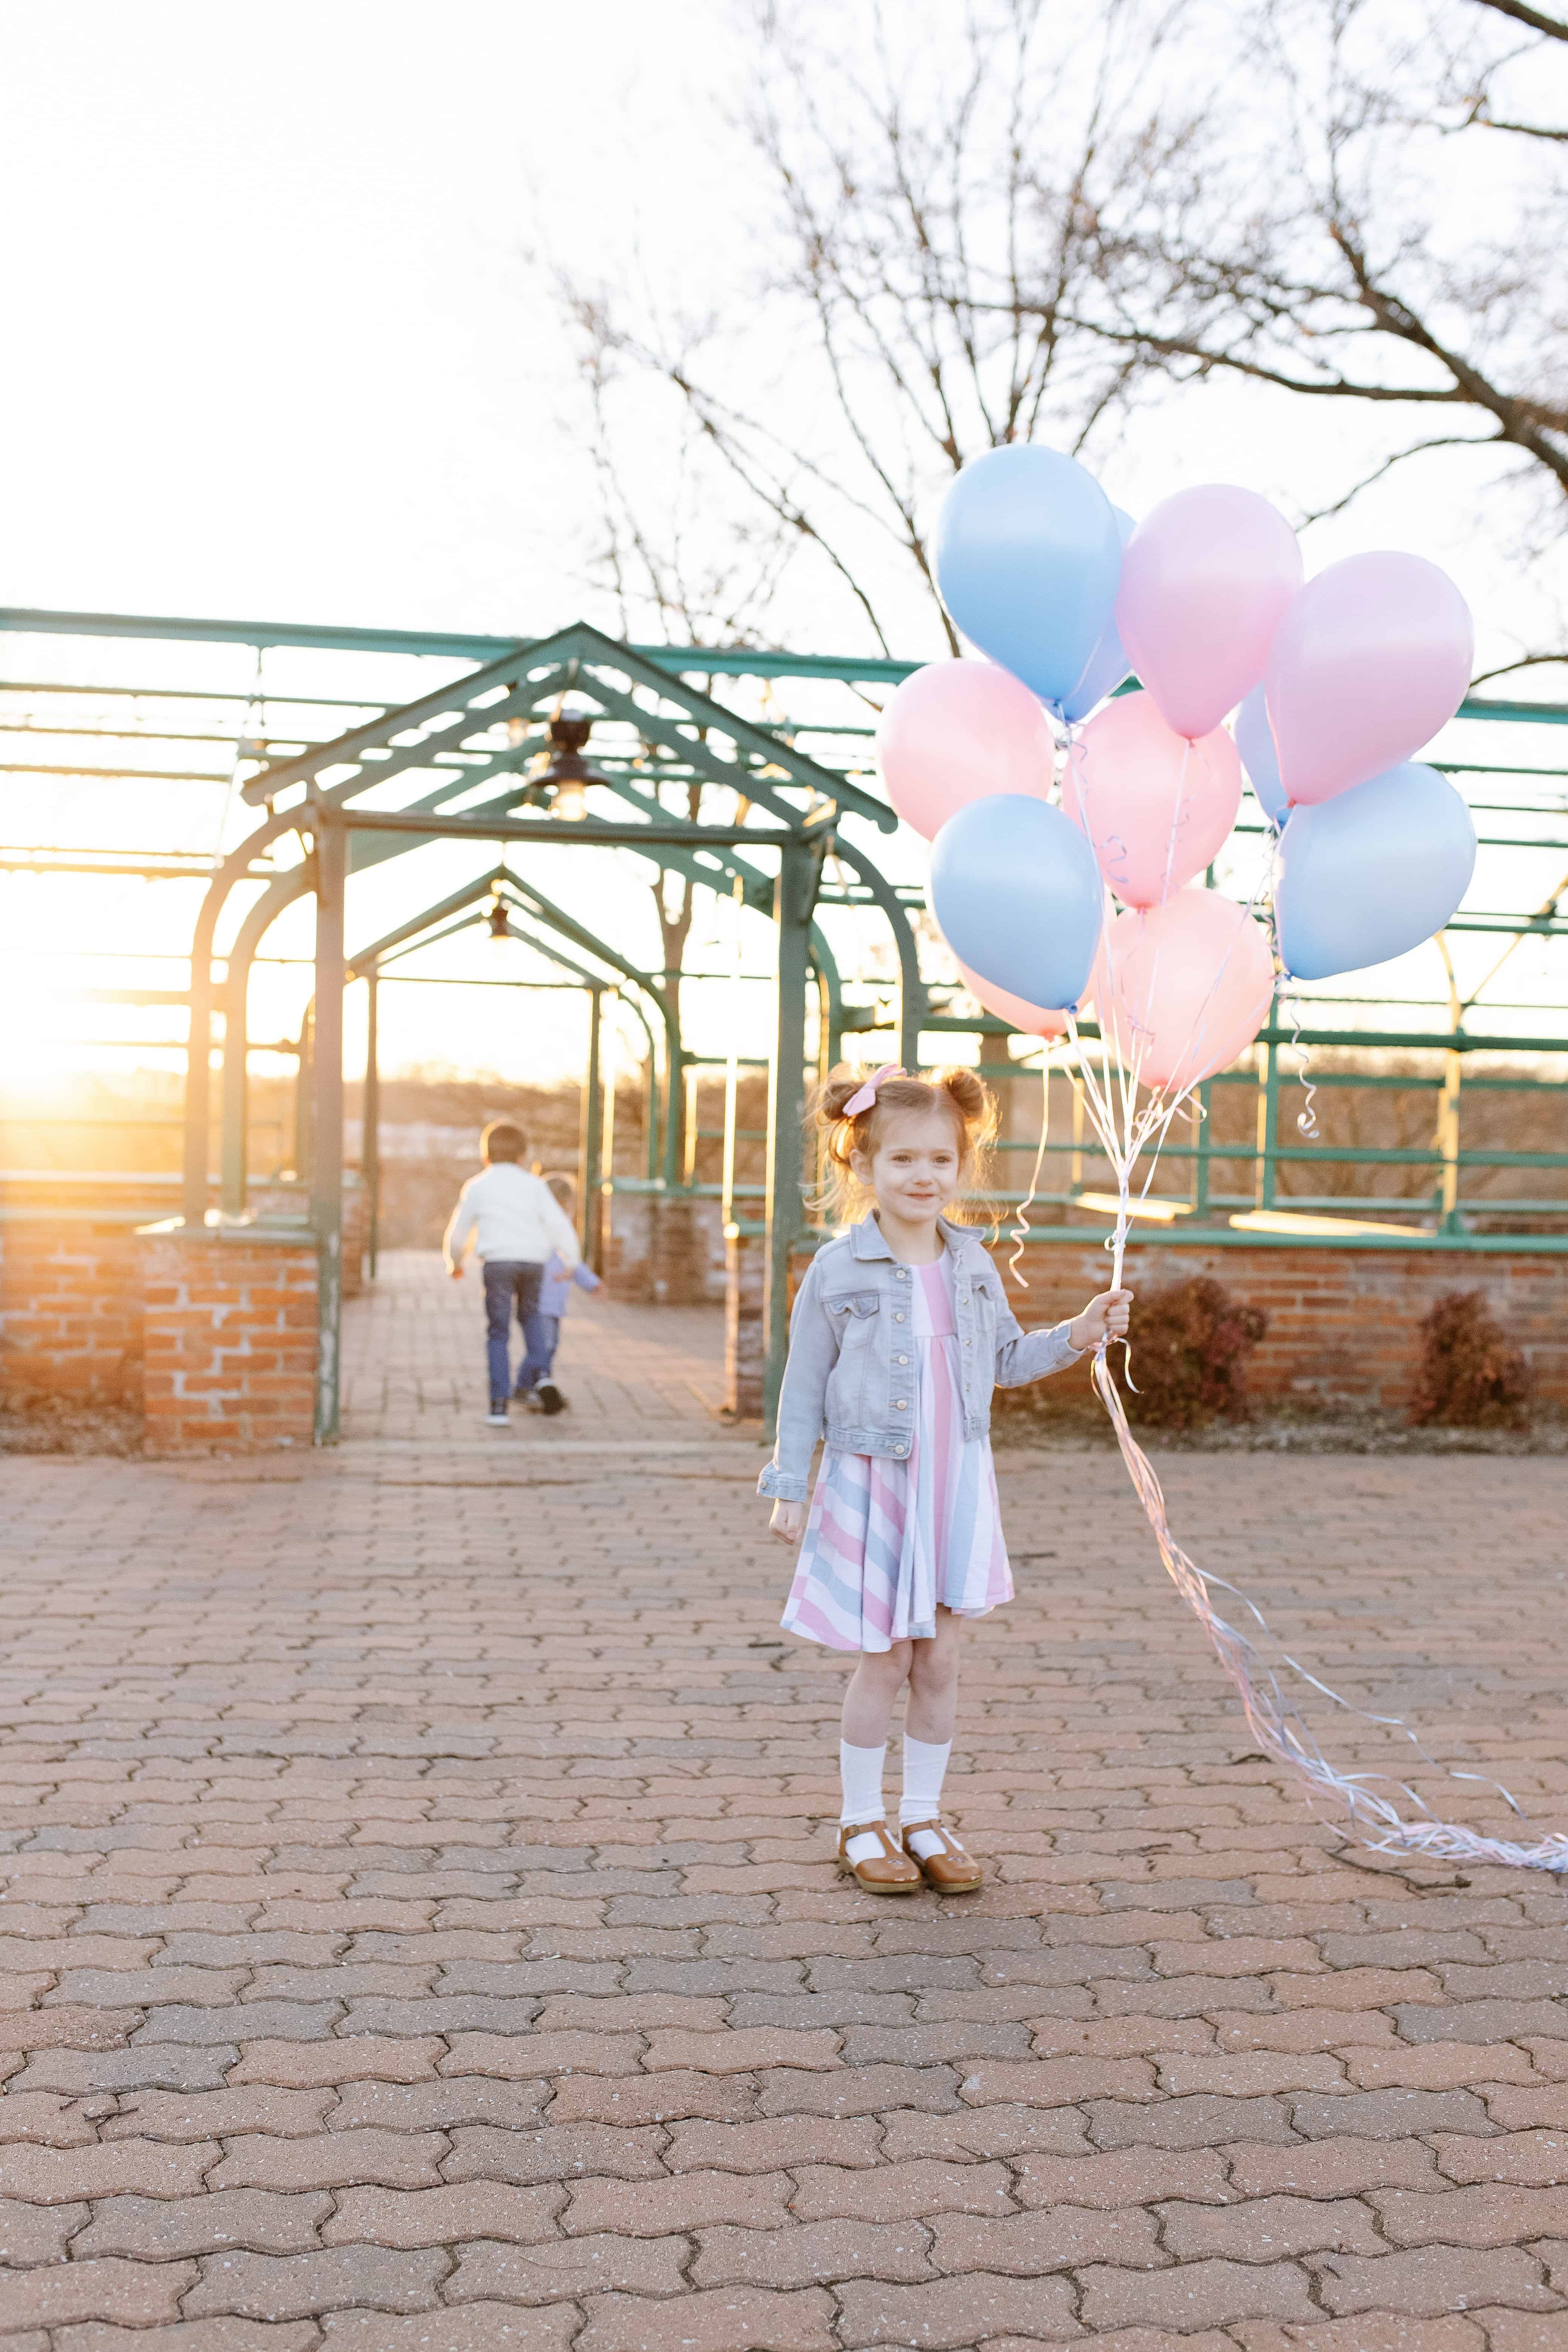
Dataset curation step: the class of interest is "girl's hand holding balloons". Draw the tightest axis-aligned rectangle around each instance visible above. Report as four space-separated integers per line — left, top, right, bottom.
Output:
1069 1288 1135 1351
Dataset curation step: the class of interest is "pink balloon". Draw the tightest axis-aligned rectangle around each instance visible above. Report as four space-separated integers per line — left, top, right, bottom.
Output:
954 957 1067 1039
1265 553 1474 807
1064 691 1242 910
1115 486 1303 740
1097 888 1274 1094
876 660 1056 841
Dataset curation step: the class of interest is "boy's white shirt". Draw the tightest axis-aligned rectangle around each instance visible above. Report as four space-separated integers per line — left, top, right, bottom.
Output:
443 1163 581 1271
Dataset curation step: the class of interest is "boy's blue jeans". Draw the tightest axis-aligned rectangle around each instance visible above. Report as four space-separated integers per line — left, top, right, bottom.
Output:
482 1260 543 1407
514 1312 562 1396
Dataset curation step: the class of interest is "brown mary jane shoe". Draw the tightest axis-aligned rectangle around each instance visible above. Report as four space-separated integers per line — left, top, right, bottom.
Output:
902 1819 984 1894
836 1819 923 1894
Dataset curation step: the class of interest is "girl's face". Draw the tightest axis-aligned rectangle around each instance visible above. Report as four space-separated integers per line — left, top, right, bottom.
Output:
852 1106 965 1224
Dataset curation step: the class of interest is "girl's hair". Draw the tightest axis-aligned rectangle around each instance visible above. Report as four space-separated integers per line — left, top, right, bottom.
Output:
809 1064 997 1227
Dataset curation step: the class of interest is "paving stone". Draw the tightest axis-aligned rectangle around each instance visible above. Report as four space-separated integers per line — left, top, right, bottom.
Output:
834 2272 1081 2349
787 2158 1016 2222
0 2255 199 2328
692 2217 933 2288
323 2182 565 2247
880 2103 1091 2161
929 2203 1164 2273
1086 2093 1297 2150
0 2193 88 2263
1375 2184 1568 2246
0 2138 219 2202
51 2323 322 2352
575 2286 837 2352
1078 2255 1320 2331
566 2169 794 2235
73 2190 332 2259
317 2307 581 2350
228 2036 445 2086
1156 2193 1385 2261
1436 2130 1568 2187
334 2076 549 2132
1227 2138 1449 2198
661 2116 884 2173
12 2046 235 2095
1011 2145 1231 2209
185 2246 451 2319
1288 2087 1496 2139
757 2063 959 2118
446 2233 689 2301
443 2124 669 2185
545 2069 757 2127
209 2129 449 2192
1309 2243 1559 2317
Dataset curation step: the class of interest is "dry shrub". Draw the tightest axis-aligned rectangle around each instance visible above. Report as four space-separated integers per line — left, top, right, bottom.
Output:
1117 1275 1269 1432
1410 1290 1532 1429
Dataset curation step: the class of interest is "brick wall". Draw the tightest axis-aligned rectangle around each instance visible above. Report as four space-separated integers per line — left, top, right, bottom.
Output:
973 1234 1568 1411
781 1230 1568 1412
140 1228 317 1456
724 1230 766 1418
604 1194 726 1305
0 1216 146 1406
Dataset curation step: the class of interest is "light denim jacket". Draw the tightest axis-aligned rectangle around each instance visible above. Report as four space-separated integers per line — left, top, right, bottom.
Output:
757 1214 1083 1504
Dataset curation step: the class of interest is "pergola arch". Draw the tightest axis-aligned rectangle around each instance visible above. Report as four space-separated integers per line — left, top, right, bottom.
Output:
188 621 913 1440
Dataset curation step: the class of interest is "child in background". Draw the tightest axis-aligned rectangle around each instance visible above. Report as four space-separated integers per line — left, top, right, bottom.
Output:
760 1065 1131 1896
443 1124 583 1427
514 1171 602 1416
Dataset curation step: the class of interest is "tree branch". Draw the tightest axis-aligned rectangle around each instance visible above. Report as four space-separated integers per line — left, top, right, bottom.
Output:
1465 0 1568 40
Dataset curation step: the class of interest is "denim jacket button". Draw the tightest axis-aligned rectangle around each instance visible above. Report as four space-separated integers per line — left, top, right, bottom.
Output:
895 1267 909 1280
894 1442 907 1454
895 1399 908 1409
893 1312 905 1323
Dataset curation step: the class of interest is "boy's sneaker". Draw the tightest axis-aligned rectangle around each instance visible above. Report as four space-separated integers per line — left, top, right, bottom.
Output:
485 1404 509 1427
535 1382 567 1416
512 1385 541 1409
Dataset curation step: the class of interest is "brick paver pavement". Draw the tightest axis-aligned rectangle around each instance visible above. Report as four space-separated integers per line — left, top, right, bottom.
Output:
4 1250 1568 2350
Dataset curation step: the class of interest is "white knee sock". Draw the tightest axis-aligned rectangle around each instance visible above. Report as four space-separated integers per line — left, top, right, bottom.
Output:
900 1735 952 1860
839 1740 888 1863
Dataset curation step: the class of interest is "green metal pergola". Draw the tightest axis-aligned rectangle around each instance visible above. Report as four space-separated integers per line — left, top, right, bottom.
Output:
171 619 913 1440
5 602 1568 1447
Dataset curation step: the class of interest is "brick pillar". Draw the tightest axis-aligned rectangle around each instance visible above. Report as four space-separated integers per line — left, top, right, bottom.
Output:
140 1224 317 1455
341 1176 368 1301
725 1229 765 1418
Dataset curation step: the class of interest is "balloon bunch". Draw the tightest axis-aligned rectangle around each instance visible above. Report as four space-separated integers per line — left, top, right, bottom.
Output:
874 449 1568 1877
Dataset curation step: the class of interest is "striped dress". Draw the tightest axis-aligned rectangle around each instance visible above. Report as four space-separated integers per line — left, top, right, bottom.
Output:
781 1253 1012 1653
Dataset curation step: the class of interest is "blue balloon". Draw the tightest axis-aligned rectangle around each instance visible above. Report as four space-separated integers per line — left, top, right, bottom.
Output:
1275 762 1477 983
1062 505 1137 721
1234 683 1288 825
929 793 1104 1010
935 446 1122 712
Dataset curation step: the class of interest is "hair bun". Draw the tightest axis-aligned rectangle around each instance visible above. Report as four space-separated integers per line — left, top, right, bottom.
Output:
938 1067 989 1120
814 1068 872 1126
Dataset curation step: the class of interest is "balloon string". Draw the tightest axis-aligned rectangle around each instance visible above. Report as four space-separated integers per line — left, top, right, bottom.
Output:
1289 1001 1320 1140
1089 1342 1568 1873
1007 1058 1052 1290
1060 1007 1568 1876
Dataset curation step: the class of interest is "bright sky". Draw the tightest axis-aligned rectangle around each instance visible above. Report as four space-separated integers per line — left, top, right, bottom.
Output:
2 1 1565 1104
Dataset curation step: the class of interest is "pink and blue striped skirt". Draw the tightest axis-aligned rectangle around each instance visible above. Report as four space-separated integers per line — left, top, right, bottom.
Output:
781 1262 1012 1653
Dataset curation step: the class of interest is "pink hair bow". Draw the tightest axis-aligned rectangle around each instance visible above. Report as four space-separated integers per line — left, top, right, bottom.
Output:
843 1062 902 1117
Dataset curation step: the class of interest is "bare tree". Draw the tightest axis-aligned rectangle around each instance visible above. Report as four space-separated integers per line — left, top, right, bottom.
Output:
1051 0 1568 671
549 0 1199 655
547 0 1568 679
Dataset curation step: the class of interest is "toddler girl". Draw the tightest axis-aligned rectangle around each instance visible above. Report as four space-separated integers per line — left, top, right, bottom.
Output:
759 1064 1131 1895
